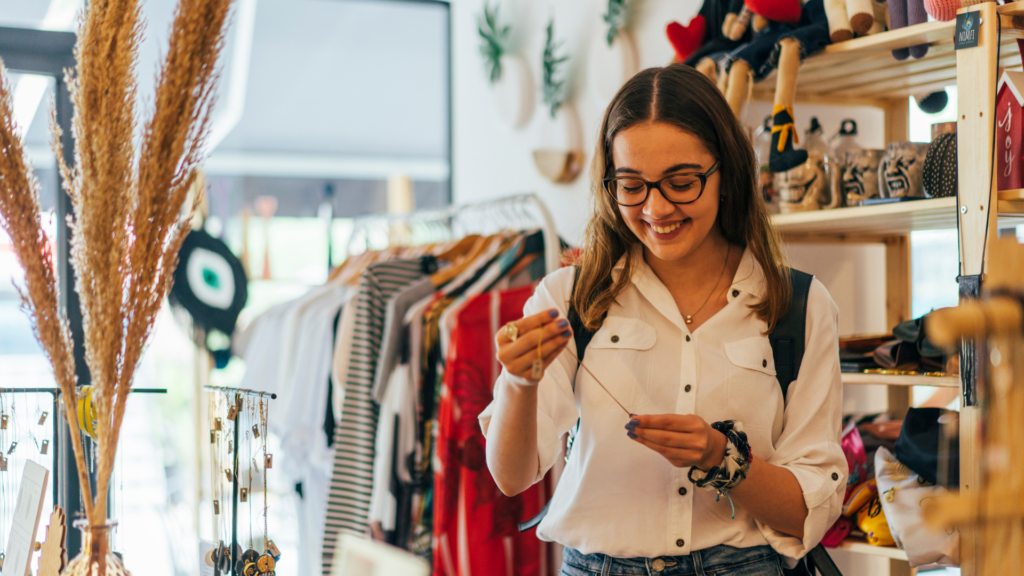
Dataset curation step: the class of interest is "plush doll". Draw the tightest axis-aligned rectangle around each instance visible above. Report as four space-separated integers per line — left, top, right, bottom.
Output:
668 0 753 84
823 0 876 41
888 0 929 59
925 0 992 21
722 0 832 172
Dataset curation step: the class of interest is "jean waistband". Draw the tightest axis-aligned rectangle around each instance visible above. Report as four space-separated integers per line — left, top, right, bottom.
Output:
562 544 779 576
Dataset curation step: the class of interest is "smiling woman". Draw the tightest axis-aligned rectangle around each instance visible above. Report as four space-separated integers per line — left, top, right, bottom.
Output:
481 64 847 576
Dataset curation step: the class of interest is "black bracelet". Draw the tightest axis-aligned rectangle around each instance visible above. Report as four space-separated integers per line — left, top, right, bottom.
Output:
687 420 752 492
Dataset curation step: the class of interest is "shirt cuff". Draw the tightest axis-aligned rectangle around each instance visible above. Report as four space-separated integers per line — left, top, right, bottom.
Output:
757 463 846 560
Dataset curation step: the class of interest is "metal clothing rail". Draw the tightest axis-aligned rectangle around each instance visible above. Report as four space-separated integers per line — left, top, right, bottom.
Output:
202 385 276 576
347 193 561 274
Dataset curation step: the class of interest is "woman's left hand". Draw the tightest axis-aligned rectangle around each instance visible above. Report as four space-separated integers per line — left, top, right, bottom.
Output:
626 414 727 470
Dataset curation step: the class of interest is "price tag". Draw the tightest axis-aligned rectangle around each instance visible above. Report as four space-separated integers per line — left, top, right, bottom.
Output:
955 11 980 50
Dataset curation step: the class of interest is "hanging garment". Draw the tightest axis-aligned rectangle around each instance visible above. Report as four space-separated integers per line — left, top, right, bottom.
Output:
322 256 437 575
434 285 551 576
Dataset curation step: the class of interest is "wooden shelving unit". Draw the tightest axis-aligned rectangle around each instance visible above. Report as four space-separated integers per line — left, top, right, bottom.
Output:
841 373 960 388
834 538 910 562
757 5 1016 574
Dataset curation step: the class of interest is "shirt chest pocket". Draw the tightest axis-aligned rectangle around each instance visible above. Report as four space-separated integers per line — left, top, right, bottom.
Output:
578 317 656 414
725 337 780 430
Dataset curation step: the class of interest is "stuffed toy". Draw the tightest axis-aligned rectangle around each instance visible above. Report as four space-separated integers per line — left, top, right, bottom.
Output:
823 0 876 41
668 1 752 80
925 0 992 21
722 0 832 172
888 0 929 59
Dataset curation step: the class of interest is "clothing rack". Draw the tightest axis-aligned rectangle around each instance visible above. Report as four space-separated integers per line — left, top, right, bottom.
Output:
202 385 276 576
346 193 561 275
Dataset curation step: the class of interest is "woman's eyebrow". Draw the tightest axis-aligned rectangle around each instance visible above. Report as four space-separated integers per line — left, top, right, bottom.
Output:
614 163 705 175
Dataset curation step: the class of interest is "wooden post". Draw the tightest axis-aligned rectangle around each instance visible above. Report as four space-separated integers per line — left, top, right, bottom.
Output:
955 4 1001 575
883 98 910 145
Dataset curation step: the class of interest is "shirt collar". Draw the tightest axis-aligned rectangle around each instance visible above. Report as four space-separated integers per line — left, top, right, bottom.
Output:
612 245 765 296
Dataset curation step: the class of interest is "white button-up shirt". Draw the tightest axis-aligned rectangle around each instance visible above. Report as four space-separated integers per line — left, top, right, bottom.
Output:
480 248 846 561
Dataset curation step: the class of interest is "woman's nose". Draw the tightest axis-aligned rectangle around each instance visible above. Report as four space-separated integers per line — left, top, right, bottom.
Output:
643 185 676 218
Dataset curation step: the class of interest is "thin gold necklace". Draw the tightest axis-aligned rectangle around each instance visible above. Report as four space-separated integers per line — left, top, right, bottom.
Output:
682 244 731 325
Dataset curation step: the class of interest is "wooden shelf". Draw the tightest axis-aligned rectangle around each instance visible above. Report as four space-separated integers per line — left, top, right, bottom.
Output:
842 372 960 387
772 198 1024 240
833 537 909 561
752 7 1024 104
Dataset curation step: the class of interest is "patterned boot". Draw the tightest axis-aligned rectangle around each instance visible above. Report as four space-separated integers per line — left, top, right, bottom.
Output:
769 105 807 173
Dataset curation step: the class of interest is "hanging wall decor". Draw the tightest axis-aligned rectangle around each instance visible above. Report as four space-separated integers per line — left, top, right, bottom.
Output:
169 229 248 367
533 20 583 184
0 0 232 573
478 2 534 129
587 0 639 105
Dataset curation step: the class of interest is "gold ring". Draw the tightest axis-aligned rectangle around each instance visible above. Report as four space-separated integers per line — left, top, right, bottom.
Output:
504 322 519 342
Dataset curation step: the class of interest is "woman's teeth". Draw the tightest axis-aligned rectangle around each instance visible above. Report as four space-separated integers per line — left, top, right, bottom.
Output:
650 222 681 234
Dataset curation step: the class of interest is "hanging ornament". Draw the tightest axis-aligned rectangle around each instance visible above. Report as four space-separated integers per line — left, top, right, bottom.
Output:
169 229 248 367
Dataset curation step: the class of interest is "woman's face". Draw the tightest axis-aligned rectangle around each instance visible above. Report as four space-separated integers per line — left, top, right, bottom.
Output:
610 121 721 264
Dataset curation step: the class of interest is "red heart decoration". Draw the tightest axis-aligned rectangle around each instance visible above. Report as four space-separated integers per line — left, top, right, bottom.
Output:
745 0 801 24
666 16 706 63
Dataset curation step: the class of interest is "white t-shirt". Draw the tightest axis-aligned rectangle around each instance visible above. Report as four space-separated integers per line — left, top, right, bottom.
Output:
479 247 846 561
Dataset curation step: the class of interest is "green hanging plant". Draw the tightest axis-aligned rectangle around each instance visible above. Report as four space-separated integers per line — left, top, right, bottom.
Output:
478 2 510 84
541 19 569 118
603 0 629 46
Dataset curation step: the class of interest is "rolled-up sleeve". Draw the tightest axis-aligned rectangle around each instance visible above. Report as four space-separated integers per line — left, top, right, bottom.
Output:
758 279 847 561
478 267 580 483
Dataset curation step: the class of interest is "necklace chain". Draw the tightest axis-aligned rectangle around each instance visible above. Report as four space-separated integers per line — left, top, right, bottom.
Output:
683 244 731 325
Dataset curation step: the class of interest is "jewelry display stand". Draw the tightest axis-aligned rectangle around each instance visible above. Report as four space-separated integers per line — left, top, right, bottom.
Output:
203 385 276 576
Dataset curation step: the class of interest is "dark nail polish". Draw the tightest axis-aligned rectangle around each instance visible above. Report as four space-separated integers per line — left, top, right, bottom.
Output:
557 319 569 329
627 431 637 439
561 330 572 338
548 309 559 318
625 420 638 431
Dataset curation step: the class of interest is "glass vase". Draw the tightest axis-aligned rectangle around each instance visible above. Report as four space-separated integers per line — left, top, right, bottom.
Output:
62 520 131 576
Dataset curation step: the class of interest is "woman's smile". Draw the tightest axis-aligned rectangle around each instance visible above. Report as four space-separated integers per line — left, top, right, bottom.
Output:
644 218 689 240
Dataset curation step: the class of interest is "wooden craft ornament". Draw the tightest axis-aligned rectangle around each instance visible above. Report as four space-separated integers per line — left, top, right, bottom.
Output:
7 442 16 455
213 417 222 431
225 469 233 482
257 553 276 572
264 454 273 469
1 414 8 429
213 500 220 515
252 424 260 439
41 439 48 455
240 487 248 503
38 411 47 425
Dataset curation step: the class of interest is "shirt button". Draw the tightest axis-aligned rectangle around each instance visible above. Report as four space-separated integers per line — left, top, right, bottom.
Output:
685 335 691 342
611 335 619 343
762 359 768 368
676 539 685 548
678 486 687 496
832 472 840 481
652 558 666 572
732 289 739 297
685 385 692 393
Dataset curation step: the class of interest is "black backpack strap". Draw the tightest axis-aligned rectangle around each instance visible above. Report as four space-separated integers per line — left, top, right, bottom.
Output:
769 268 813 402
567 266 599 390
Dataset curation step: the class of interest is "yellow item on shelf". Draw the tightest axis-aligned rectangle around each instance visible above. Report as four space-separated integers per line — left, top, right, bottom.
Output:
842 479 877 517
857 495 896 546
76 387 98 440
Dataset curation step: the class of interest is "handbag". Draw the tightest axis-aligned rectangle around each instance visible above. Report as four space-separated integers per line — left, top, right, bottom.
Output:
876 447 960 567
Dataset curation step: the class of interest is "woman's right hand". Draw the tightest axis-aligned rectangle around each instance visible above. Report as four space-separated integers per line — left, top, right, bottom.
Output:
495 309 573 384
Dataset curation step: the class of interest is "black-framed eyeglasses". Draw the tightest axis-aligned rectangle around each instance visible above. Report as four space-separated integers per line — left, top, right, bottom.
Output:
602 161 720 207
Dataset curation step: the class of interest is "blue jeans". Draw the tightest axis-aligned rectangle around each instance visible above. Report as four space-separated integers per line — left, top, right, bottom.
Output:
560 544 783 576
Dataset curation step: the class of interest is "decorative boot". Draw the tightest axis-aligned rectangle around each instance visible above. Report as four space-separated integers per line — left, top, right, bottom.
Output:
770 105 807 173
908 0 929 58
888 0 910 60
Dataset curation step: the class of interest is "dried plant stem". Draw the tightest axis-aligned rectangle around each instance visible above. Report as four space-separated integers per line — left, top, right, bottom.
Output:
0 62 96 521
1 0 231 527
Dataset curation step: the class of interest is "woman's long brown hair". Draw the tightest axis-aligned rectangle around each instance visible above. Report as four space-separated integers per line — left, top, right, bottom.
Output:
571 64 790 332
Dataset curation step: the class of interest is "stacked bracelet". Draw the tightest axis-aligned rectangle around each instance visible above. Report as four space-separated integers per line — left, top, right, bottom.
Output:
687 420 753 519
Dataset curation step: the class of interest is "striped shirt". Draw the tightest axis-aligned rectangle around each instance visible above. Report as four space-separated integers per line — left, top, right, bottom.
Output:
322 257 435 574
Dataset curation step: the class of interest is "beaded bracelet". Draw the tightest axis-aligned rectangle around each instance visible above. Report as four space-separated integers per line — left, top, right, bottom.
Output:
687 420 753 519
